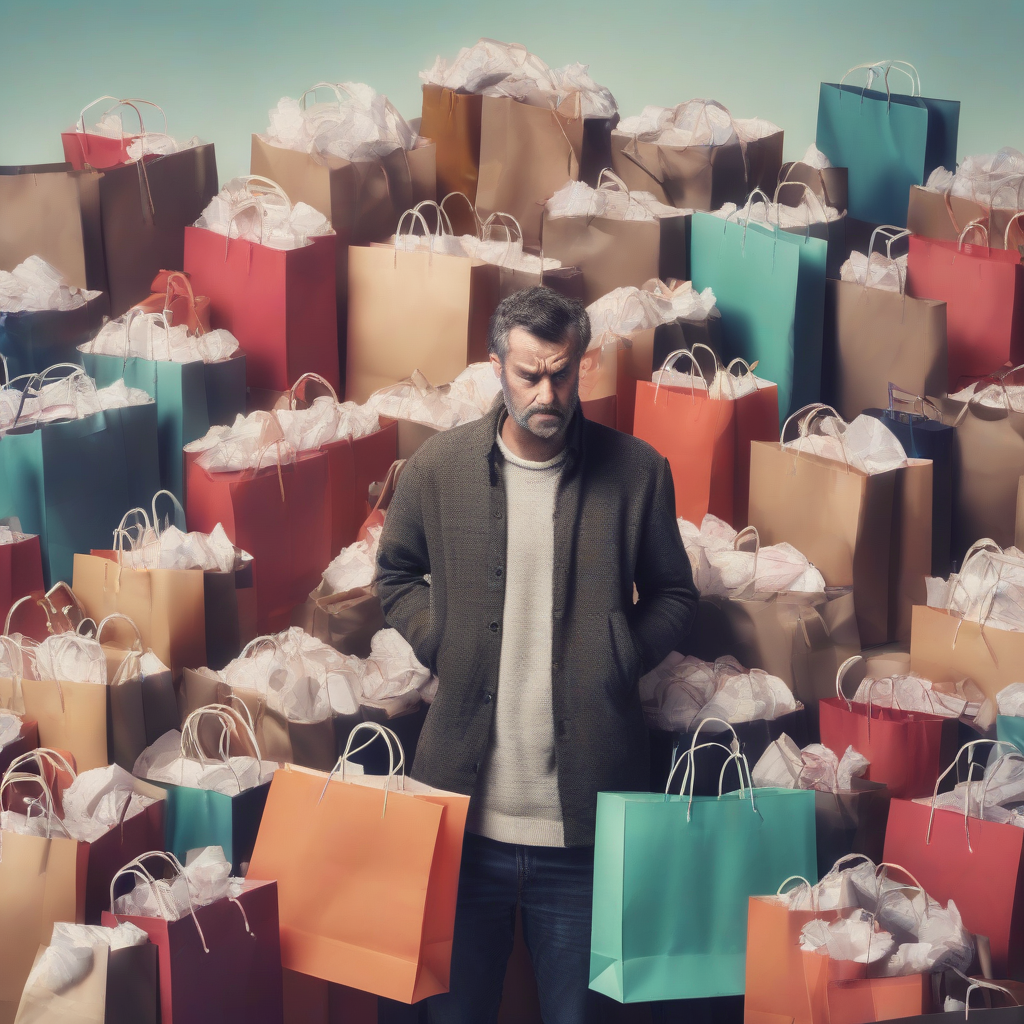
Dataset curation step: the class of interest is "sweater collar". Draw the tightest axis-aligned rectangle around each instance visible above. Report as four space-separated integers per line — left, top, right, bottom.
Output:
482 395 585 485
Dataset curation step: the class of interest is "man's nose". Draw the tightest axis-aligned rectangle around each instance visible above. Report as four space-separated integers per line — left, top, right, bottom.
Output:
536 376 555 404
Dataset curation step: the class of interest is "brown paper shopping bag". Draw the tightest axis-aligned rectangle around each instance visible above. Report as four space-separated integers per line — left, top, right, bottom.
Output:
908 184 1024 250
420 85 485 206
748 423 932 646
345 231 500 402
291 584 385 659
247 724 470 1003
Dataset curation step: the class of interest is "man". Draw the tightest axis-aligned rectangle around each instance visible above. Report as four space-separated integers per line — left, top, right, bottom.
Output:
376 286 698 1024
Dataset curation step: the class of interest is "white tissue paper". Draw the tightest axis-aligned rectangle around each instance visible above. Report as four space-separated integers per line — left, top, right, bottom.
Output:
361 628 437 704
263 82 420 162
0 709 23 749
925 543 1024 634
187 411 296 472
998 683 1024 717
546 179 684 221
800 144 833 170
918 754 1024 827
586 286 680 351
712 197 842 229
421 39 617 118
850 673 979 720
392 229 562 274
81 313 240 363
950 379 1024 413
195 177 333 250
133 729 277 796
924 149 1024 208
655 355 772 400
801 911 894 964
0 525 29 545
24 921 148 995
366 363 502 430
0 256 101 313
112 845 244 921
752 732 870 792
33 633 107 685
840 250 908 293
125 132 201 162
274 395 380 451
639 651 797 731
1 376 153 435
615 100 779 147
218 626 364 721
322 526 381 594
678 514 826 597
785 412 909 474
116 521 248 573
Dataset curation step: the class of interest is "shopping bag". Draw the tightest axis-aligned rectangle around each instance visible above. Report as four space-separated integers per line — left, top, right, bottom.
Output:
590 724 817 1003
0 530 44 629
103 856 284 1024
748 429 932 647
0 369 161 587
13 940 158 1024
186 450 331 634
863 400 954 577
909 603 1024 704
908 182 1024 250
997 715 1024 755
291 584 385 659
0 292 106 379
0 720 39 777
420 85 484 205
541 186 690 305
815 63 959 226
473 92 584 248
937 384 1024 558
777 161 849 218
59 96 159 171
690 209 827 421
0 163 107 296
610 101 784 211
345 230 500 403
907 228 1024 388
202 561 257 671
96 145 219 316
247 723 470 1002
690 589 862 707
130 269 211 333
882 740 1024 979
813 780 891 871
818 656 957 799
634 350 779 527
826 236 947 422
183 224 339 393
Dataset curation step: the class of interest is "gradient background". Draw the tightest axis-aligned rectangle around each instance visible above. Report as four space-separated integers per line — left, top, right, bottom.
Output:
2 0 1022 182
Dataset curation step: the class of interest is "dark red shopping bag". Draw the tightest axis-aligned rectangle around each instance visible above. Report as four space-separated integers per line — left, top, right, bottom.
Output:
184 225 339 392
818 657 957 799
883 740 1024 980
104 875 284 1024
907 231 1024 388
0 720 39 778
0 532 44 629
186 451 332 633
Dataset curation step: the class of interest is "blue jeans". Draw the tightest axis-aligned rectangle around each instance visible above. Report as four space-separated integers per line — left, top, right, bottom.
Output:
428 831 596 1024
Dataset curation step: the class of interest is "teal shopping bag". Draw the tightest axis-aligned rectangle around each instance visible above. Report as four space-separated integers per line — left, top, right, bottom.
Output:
0 383 160 585
815 65 959 226
997 715 1024 755
690 211 827 422
589 722 817 1004
82 350 246 502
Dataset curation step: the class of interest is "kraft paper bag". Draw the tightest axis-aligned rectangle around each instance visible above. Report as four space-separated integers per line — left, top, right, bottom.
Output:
420 85 484 206
689 590 861 707
0 163 108 297
248 753 470 1003
826 279 947 422
777 161 849 215
908 184 1024 249
541 211 689 305
20 679 111 773
610 120 784 211
345 242 500 403
291 584 385 659
748 442 932 646
938 391 1024 558
475 93 585 248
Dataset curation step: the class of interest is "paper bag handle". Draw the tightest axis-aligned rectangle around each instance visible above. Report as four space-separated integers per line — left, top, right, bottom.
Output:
320 722 406 817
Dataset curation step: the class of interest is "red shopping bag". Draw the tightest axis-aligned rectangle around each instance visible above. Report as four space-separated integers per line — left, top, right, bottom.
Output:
818 657 957 800
131 269 211 334
907 227 1024 388
0 531 44 629
883 740 1024 980
633 350 780 527
183 225 339 392
103 857 283 1024
186 451 332 633
60 97 148 171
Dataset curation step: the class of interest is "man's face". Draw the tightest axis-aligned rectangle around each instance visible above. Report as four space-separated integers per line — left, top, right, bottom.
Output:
490 326 581 440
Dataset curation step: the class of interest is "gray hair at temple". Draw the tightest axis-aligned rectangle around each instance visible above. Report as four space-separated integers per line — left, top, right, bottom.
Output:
486 287 591 364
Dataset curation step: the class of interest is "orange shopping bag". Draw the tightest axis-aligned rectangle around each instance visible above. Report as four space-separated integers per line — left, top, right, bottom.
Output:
247 723 469 1003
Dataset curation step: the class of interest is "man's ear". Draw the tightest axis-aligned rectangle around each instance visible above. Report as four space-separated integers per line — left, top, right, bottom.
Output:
489 352 502 378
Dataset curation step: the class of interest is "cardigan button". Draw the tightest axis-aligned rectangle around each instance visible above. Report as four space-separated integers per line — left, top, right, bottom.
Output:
472 763 479 773
489 621 499 632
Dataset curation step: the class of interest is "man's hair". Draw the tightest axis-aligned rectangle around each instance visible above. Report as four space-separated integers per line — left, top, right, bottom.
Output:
487 287 591 363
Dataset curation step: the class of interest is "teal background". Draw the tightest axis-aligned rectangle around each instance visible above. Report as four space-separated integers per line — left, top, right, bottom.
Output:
2 0 1022 182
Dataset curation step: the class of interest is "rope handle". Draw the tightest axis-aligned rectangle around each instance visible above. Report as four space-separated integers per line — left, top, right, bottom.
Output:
958 219 990 251
318 722 407 818
288 373 339 408
438 192 482 237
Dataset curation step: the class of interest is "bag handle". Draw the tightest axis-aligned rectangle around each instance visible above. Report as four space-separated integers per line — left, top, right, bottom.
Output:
439 192 482 238
596 167 632 195
964 979 1022 1014
289 372 339 409
1005 212 1024 252
958 219 990 251
319 722 407 818
95 613 143 652
238 175 291 204
151 490 186 534
481 211 526 269
778 161 839 211
1 748 78 789
771 180 830 232
411 199 454 236
180 703 261 767
652 348 710 404
839 61 921 103
299 81 357 110
76 96 167 138
0 771 72 840
781 403 844 444
834 654 864 709
776 875 817 912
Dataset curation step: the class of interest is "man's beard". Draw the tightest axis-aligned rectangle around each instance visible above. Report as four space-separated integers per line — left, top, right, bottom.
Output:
499 368 579 440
